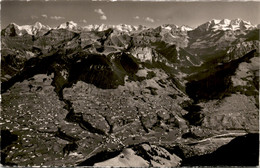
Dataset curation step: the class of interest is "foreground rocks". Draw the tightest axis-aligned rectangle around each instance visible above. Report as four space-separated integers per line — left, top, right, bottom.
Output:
93 144 182 167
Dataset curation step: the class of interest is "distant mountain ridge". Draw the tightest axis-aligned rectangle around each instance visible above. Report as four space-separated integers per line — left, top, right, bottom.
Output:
196 18 256 32
2 22 51 36
2 18 257 37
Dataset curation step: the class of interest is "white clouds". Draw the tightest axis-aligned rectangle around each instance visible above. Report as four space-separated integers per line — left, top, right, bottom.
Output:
42 14 48 19
145 17 154 23
134 16 155 23
80 19 87 23
50 16 65 20
31 15 39 19
29 14 66 21
134 16 140 19
100 15 107 20
94 8 107 20
94 9 105 15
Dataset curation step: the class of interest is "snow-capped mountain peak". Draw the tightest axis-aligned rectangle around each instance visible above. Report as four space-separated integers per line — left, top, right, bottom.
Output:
82 24 99 31
211 19 221 25
160 24 193 32
57 21 79 31
82 24 143 32
180 25 193 31
82 24 108 32
198 18 256 32
112 24 138 32
230 18 243 25
2 22 51 36
34 22 43 29
97 24 108 31
34 21 50 30
33 22 51 32
2 19 257 37
219 19 231 25
229 18 254 30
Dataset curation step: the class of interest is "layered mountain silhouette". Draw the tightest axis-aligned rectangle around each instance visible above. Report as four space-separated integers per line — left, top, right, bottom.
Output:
1 19 259 166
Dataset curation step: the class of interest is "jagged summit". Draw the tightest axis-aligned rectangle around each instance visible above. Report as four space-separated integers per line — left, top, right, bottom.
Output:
34 22 50 30
82 24 145 32
56 21 79 31
180 25 193 31
196 18 256 32
112 24 138 32
159 24 193 32
2 22 51 36
161 24 179 29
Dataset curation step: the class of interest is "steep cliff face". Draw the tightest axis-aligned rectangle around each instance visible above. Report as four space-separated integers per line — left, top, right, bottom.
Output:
1 19 259 166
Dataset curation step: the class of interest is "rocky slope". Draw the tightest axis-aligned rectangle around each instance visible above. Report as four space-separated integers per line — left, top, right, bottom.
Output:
1 19 259 166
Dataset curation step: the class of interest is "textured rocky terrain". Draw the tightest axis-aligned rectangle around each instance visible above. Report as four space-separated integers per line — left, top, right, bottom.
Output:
1 19 259 166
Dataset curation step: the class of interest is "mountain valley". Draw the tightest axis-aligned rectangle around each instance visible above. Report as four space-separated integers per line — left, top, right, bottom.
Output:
1 18 259 166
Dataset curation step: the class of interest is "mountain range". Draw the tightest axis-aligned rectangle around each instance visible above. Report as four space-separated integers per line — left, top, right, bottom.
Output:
2 18 257 36
1 18 259 166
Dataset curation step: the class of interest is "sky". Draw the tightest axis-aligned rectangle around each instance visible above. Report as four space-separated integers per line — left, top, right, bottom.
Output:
1 0 260 29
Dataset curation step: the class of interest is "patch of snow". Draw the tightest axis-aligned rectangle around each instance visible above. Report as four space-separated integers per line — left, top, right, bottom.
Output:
180 25 193 31
57 21 78 30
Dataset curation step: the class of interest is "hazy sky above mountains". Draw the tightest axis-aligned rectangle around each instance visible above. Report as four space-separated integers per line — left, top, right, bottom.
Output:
1 1 260 28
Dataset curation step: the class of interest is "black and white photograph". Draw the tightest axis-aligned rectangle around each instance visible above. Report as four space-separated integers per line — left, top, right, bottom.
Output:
1 0 259 166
